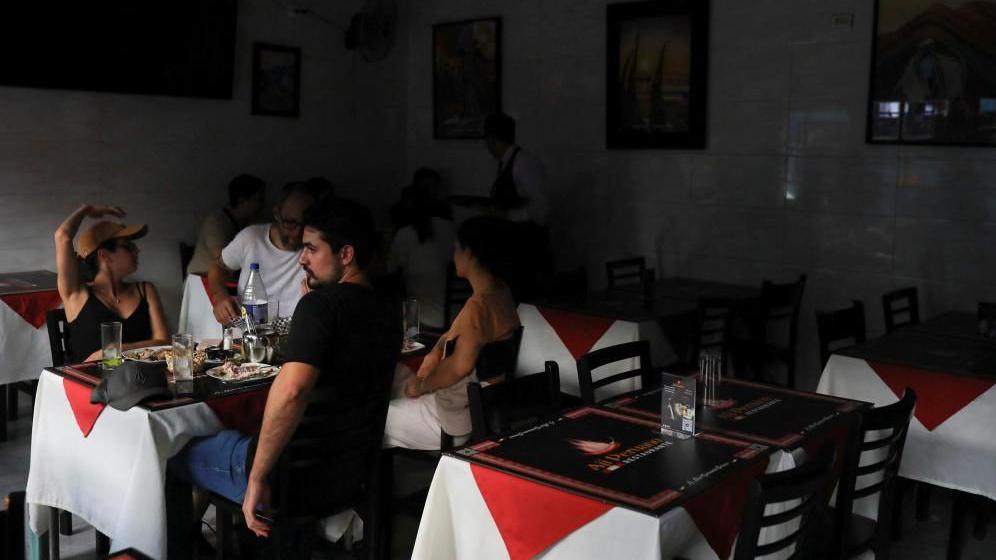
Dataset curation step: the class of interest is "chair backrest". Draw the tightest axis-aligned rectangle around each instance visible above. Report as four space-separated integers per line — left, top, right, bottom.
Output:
734 446 836 560
178 241 195 279
832 389 917 560
882 287 919 333
273 378 394 520
371 269 406 304
443 261 472 327
692 297 736 374
45 308 72 366
577 340 654 404
468 361 561 441
476 326 524 381
605 257 646 290
816 300 867 369
756 274 807 383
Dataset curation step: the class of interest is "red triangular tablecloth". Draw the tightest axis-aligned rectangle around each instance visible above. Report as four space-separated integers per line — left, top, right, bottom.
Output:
470 463 612 560
63 377 105 437
1 291 62 328
868 361 995 431
536 306 615 360
683 459 768 560
206 387 271 435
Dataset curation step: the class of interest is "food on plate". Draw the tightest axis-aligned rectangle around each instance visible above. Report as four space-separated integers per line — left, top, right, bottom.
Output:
125 347 169 361
206 360 277 382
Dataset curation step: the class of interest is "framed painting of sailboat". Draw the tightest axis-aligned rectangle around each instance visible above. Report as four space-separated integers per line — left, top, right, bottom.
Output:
606 1 709 149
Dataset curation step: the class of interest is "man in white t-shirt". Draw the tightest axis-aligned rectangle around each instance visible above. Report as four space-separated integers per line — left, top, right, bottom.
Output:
207 182 317 325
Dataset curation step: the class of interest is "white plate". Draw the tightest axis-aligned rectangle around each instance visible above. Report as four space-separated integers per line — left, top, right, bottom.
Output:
401 341 426 355
206 362 279 383
122 345 172 363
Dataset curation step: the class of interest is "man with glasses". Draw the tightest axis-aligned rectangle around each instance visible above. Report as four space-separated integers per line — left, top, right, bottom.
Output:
208 182 318 326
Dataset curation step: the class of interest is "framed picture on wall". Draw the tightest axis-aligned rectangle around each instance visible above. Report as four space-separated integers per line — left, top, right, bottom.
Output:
433 17 501 139
867 0 996 146
606 1 709 149
251 43 301 118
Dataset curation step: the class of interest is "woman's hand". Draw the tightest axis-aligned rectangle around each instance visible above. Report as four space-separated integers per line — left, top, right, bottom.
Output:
404 375 424 398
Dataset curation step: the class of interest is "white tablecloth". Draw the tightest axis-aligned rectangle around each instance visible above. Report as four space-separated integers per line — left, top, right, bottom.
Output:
26 369 228 559
0 296 59 385
515 303 674 399
413 451 798 560
818 354 996 503
177 274 221 342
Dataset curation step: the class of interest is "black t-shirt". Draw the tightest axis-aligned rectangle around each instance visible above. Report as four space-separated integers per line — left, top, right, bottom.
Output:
270 282 401 514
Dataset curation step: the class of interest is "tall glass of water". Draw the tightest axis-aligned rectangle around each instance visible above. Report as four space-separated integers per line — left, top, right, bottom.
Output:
171 334 195 381
101 321 123 370
402 298 419 350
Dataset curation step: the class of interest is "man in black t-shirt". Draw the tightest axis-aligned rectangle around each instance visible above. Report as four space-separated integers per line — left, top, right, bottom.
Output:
166 198 399 555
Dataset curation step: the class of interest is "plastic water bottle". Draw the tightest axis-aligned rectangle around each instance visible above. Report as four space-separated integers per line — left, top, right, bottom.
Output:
242 263 269 325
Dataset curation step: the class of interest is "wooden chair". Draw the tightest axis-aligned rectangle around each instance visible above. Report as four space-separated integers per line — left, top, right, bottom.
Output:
443 262 472 327
734 445 837 560
577 340 655 405
2 491 25 560
210 383 393 560
468 361 561 442
882 287 919 333
816 300 867 369
605 257 646 290
829 389 917 560
476 326 524 381
736 275 807 388
659 298 736 377
178 241 195 279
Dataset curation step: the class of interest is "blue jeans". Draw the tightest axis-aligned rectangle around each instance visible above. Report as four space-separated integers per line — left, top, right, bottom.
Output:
168 429 252 502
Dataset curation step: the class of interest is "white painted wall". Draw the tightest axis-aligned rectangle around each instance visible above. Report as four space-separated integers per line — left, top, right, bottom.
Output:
0 0 407 329
403 0 996 389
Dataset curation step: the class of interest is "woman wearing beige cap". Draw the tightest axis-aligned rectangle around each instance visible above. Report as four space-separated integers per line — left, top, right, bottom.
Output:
55 203 169 363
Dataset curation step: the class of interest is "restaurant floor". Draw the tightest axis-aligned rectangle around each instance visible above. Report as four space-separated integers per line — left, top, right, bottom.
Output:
1 397 993 559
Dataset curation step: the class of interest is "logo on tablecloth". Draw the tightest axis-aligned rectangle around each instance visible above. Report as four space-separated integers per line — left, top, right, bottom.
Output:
568 438 619 456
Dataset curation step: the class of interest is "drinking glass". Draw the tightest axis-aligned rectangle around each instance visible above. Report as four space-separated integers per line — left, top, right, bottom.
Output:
402 298 420 349
698 349 722 406
243 334 267 364
101 321 123 370
172 334 195 382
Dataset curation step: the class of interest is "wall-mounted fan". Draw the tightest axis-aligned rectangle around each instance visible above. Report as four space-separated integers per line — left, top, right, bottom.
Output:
344 0 397 62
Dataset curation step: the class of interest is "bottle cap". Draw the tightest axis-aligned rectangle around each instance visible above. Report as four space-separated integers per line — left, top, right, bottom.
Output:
249 263 259 270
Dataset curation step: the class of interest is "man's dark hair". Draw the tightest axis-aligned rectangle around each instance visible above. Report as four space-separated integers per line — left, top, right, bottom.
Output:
456 216 513 280
303 197 379 268
484 113 515 144
227 174 265 208
278 181 317 208
412 167 440 186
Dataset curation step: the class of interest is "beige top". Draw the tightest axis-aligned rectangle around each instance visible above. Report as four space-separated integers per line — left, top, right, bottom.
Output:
434 285 520 436
187 209 239 275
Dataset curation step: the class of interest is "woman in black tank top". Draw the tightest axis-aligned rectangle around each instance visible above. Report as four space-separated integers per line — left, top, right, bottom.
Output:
55 204 170 363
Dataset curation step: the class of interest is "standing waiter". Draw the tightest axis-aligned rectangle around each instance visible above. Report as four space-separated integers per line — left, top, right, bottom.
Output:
451 112 551 299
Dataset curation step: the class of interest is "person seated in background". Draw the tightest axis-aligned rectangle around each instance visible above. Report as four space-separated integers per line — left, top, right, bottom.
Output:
384 216 520 450
208 182 317 326
54 204 169 363
390 167 450 230
305 176 336 201
165 198 400 556
386 184 455 331
186 174 265 276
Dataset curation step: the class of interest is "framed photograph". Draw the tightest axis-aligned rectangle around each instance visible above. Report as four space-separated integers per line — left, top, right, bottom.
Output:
252 43 301 118
867 0 996 146
433 17 501 139
606 1 709 149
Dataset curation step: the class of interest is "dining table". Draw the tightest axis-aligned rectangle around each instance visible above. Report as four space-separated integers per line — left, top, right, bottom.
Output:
0 270 62 441
413 379 865 559
515 277 758 399
818 311 996 515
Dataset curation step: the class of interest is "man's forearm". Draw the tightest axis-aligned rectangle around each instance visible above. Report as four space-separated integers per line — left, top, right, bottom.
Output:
248 380 310 482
